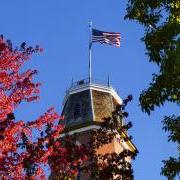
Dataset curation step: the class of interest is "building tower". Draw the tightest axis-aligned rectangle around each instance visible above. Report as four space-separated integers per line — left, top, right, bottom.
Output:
58 78 137 179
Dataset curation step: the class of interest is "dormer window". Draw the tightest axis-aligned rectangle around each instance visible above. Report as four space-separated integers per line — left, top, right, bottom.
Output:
74 103 81 119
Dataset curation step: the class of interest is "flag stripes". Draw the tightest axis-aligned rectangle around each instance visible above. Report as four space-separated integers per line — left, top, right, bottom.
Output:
92 29 120 47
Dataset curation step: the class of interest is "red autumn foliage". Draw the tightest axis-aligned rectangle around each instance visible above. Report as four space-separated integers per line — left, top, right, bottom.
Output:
0 36 87 179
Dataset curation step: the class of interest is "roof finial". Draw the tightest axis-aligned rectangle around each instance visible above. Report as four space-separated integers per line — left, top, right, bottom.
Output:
108 76 110 87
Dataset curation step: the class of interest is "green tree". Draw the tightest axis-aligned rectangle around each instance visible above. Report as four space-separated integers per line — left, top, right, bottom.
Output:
125 0 180 179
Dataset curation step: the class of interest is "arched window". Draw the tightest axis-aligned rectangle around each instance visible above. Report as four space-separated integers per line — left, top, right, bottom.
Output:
74 103 81 119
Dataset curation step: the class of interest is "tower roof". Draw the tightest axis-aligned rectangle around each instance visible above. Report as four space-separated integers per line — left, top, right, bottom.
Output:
61 78 122 130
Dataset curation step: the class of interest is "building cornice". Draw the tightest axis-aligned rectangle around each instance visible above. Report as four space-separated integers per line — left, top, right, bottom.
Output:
60 121 137 153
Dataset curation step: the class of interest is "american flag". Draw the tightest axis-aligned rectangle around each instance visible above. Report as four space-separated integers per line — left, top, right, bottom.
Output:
92 28 120 47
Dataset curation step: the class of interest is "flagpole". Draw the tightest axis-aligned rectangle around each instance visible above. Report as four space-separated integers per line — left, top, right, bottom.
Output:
89 21 92 84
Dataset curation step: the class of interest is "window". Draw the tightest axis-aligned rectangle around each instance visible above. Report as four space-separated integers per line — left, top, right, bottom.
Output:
74 103 81 119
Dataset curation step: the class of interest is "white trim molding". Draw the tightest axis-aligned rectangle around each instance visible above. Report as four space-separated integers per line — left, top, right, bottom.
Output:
59 125 101 137
63 83 122 105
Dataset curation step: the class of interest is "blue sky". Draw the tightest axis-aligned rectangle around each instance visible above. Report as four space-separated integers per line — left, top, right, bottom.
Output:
1 0 178 179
